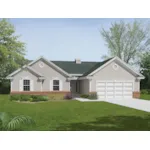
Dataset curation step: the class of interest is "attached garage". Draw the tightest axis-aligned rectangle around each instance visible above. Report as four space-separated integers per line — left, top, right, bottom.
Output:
96 80 133 99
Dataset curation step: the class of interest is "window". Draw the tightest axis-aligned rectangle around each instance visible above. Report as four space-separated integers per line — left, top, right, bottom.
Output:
23 80 30 91
53 80 59 91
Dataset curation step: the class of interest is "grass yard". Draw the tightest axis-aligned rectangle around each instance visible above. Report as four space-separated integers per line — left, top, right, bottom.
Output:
0 94 150 131
140 94 150 100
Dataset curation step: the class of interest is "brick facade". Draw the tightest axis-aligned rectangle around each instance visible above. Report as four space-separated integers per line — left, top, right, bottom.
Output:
10 91 70 95
133 92 140 99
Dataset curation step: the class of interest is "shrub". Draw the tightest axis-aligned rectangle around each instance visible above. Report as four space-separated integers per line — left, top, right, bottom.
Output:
64 93 72 100
80 94 89 98
20 95 31 101
141 89 149 94
31 95 49 102
88 93 98 100
9 94 49 102
9 94 21 101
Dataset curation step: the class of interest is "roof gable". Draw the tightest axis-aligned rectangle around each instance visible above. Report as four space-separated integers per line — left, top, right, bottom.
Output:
51 61 98 74
87 57 144 78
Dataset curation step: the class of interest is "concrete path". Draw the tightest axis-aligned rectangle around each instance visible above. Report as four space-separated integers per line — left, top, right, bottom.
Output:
75 98 150 112
105 98 150 112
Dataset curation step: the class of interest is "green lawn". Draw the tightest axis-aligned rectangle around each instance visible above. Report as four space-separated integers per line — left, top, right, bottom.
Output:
0 94 150 131
141 94 150 100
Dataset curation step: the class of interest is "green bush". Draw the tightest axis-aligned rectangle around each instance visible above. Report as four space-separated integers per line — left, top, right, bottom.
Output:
9 94 49 102
9 94 21 101
141 89 149 94
20 95 31 101
89 93 97 100
31 95 49 102
80 94 89 98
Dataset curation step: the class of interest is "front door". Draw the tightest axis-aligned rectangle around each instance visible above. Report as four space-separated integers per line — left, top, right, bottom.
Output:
70 80 80 94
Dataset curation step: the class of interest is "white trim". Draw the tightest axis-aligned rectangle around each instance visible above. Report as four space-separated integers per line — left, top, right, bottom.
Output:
49 80 52 91
78 76 92 80
89 57 144 78
7 56 70 78
10 79 13 92
28 56 70 77
67 77 78 80
69 81 71 91
70 74 83 76
7 65 44 78
137 76 145 79
30 79 34 91
51 78 62 91
41 81 43 91
89 80 91 92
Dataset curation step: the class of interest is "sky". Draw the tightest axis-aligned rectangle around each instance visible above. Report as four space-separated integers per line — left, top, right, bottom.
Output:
9 18 148 61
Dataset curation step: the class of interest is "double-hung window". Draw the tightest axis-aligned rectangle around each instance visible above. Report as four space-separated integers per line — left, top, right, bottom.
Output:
53 80 59 91
23 80 30 91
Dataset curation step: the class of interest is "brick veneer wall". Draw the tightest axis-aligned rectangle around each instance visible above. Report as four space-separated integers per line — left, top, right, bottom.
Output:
10 91 70 95
133 92 140 99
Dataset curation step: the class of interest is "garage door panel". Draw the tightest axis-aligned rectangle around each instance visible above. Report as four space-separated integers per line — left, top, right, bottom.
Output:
115 91 123 95
98 96 105 99
97 87 105 91
97 83 105 86
107 91 114 95
107 95 114 98
107 87 114 90
96 81 133 99
124 83 132 86
107 82 114 86
124 87 132 90
115 83 123 86
115 87 123 90
97 91 105 95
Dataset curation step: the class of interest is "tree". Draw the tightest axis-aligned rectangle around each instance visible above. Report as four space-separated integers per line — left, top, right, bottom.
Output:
0 19 27 93
0 112 35 131
140 52 150 89
101 20 150 64
0 19 26 79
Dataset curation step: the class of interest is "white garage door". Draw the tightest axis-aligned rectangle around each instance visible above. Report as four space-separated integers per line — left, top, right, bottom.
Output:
96 81 133 99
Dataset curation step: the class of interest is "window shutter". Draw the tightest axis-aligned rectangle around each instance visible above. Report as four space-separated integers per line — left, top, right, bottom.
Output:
19 79 23 91
50 80 53 91
30 80 34 91
60 80 62 91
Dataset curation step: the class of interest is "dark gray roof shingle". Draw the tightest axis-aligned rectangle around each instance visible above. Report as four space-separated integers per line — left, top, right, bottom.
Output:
51 58 113 76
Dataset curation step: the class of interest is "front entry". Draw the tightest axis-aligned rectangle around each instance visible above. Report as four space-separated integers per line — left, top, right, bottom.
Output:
70 80 80 94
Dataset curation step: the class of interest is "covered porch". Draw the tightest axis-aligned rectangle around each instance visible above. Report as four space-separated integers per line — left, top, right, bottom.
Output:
68 76 91 97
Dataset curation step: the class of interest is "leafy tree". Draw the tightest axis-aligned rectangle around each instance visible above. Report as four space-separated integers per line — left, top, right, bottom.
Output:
0 19 28 93
0 18 26 79
101 20 150 64
140 52 150 89
0 112 35 131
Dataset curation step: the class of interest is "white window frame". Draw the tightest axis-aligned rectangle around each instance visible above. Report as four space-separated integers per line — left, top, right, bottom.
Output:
23 79 30 91
53 79 60 91
50 77 62 91
19 76 33 92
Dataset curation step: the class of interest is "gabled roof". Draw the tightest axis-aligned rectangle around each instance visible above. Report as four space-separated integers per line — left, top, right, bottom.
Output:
6 65 44 79
87 56 144 78
82 58 113 76
28 56 70 77
51 61 98 74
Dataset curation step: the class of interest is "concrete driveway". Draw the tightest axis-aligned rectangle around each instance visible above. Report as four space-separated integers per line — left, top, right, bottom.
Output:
105 98 150 112
75 98 150 112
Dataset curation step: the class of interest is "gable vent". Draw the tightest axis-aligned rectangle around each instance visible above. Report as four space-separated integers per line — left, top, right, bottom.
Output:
75 59 81 64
